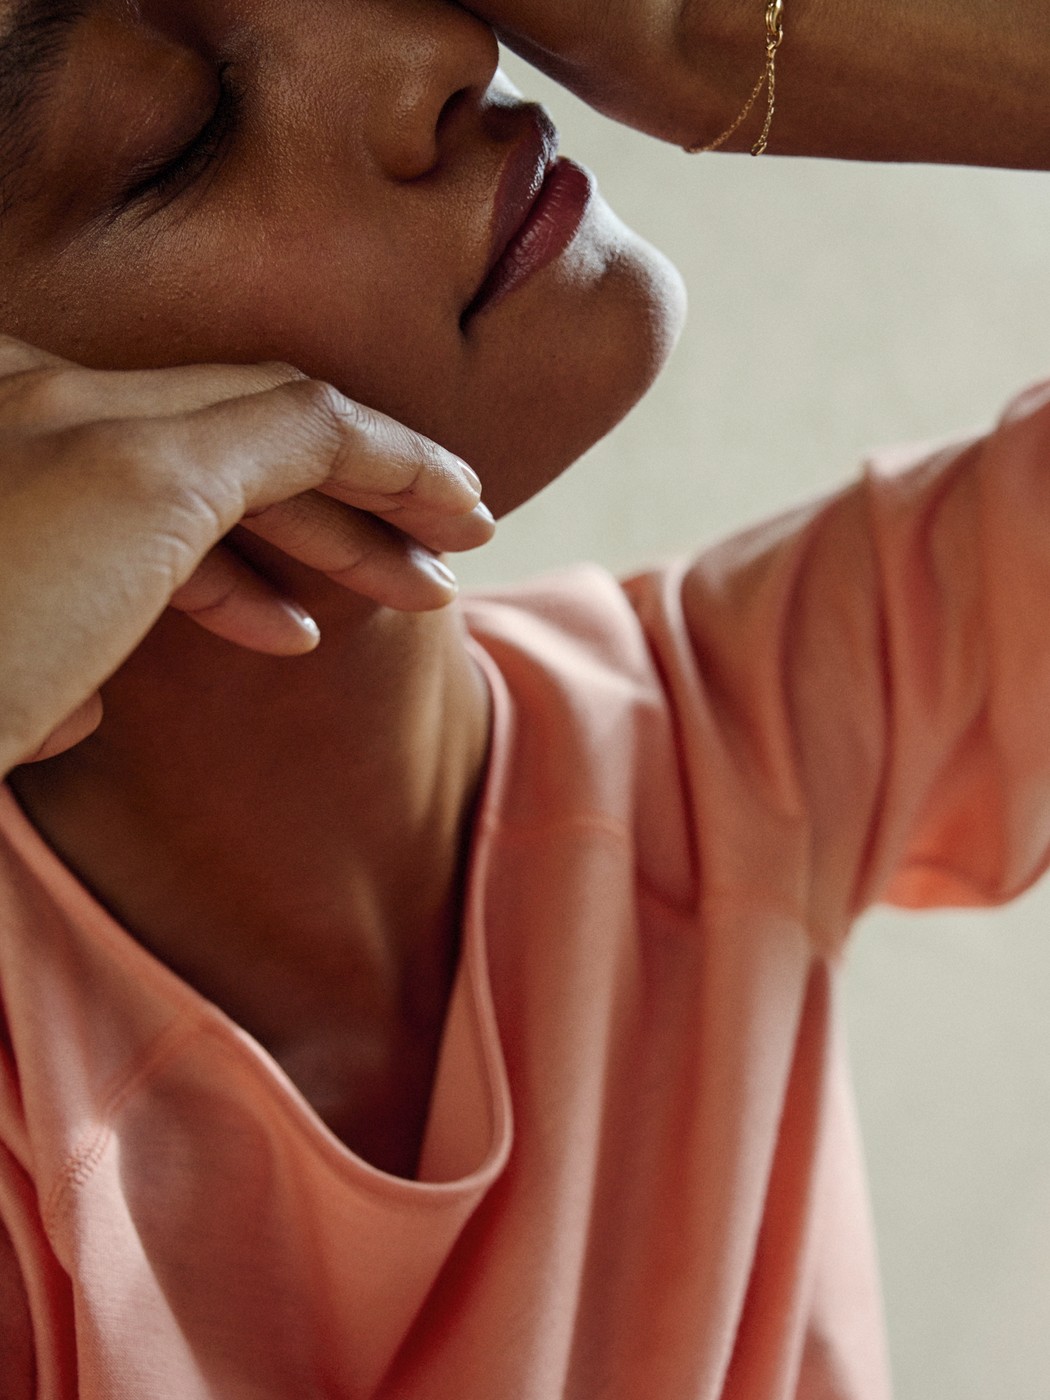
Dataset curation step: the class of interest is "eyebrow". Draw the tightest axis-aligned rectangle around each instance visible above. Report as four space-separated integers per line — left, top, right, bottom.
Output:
0 0 92 214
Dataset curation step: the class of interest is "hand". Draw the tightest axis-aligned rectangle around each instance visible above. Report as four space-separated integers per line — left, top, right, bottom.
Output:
0 336 493 773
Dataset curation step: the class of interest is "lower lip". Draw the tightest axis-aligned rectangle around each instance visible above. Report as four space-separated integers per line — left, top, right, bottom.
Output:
464 158 595 324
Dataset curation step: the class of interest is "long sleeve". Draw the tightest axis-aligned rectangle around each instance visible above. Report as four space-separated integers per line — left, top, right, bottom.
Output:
662 381 1050 956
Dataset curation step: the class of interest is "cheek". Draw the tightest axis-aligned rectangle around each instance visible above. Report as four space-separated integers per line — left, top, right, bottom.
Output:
150 210 462 413
426 202 688 517
1 207 434 383
0 193 685 526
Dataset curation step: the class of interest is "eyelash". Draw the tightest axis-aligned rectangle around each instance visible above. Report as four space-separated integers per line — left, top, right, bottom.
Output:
123 64 242 208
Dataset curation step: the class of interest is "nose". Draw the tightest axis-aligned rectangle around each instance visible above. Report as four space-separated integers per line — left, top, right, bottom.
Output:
289 0 501 183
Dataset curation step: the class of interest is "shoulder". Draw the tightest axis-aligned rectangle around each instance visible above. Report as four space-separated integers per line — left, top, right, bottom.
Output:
462 562 658 679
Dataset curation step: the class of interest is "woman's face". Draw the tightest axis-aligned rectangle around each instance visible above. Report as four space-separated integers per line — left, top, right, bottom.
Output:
0 0 684 516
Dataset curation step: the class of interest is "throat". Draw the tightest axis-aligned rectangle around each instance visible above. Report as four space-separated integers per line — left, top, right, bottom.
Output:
7 595 491 1183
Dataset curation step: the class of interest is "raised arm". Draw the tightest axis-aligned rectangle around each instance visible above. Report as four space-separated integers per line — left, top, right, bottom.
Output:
465 0 1050 169
626 381 1050 959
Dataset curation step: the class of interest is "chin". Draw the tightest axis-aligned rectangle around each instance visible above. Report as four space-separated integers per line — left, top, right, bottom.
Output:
453 203 687 519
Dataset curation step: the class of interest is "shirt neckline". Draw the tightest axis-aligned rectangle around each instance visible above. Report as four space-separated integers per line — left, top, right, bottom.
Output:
0 639 514 1203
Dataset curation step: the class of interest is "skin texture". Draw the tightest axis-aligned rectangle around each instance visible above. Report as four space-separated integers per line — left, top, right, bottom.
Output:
0 0 685 1177
3 0 683 514
6 0 1043 1179
464 0 1050 166
0 344 499 769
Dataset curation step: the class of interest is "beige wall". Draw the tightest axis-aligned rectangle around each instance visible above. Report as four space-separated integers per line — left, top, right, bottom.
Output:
459 51 1050 1400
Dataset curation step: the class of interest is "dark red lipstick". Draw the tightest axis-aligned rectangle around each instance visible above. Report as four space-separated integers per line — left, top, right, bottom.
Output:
463 112 594 326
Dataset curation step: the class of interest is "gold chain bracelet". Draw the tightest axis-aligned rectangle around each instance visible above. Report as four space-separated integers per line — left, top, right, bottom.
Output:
686 0 785 156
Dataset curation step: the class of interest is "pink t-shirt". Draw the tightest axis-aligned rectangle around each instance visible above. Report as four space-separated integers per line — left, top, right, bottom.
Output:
4 381 1050 1398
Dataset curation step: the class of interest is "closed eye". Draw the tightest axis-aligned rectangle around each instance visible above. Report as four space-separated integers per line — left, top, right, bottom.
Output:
121 63 242 209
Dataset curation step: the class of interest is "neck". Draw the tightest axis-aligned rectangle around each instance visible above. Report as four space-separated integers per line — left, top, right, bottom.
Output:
8 565 491 1074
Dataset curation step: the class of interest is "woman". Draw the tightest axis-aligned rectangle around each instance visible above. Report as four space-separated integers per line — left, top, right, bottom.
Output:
0 0 1047 1395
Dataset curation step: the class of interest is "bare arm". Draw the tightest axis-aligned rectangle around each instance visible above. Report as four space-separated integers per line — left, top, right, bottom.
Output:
466 0 1050 168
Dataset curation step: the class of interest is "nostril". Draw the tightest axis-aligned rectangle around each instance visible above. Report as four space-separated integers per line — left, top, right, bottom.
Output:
435 85 473 147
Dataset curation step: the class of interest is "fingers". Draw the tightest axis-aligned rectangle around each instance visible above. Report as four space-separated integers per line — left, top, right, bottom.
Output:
0 354 305 432
0 345 486 531
169 514 462 664
0 340 492 541
0 338 498 775
77 360 305 419
168 542 322 653
246 479 492 559
162 377 485 523
0 341 495 622
0 354 481 530
239 494 463 612
131 377 493 608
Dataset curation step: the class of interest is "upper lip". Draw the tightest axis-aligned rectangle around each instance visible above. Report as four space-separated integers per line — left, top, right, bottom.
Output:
468 105 560 312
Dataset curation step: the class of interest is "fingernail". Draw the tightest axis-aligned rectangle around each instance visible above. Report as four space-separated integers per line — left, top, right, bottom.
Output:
281 602 321 644
473 500 495 525
453 458 482 496
420 554 459 591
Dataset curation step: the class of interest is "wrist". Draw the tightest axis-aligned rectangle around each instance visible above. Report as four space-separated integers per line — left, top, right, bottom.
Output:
672 0 796 148
678 0 1050 167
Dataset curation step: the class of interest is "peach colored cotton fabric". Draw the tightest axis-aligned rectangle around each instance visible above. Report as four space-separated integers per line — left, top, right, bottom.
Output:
4 381 1050 1398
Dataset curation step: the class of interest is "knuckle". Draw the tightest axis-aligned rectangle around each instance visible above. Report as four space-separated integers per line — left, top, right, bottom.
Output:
402 433 445 496
290 380 374 469
294 376 357 426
